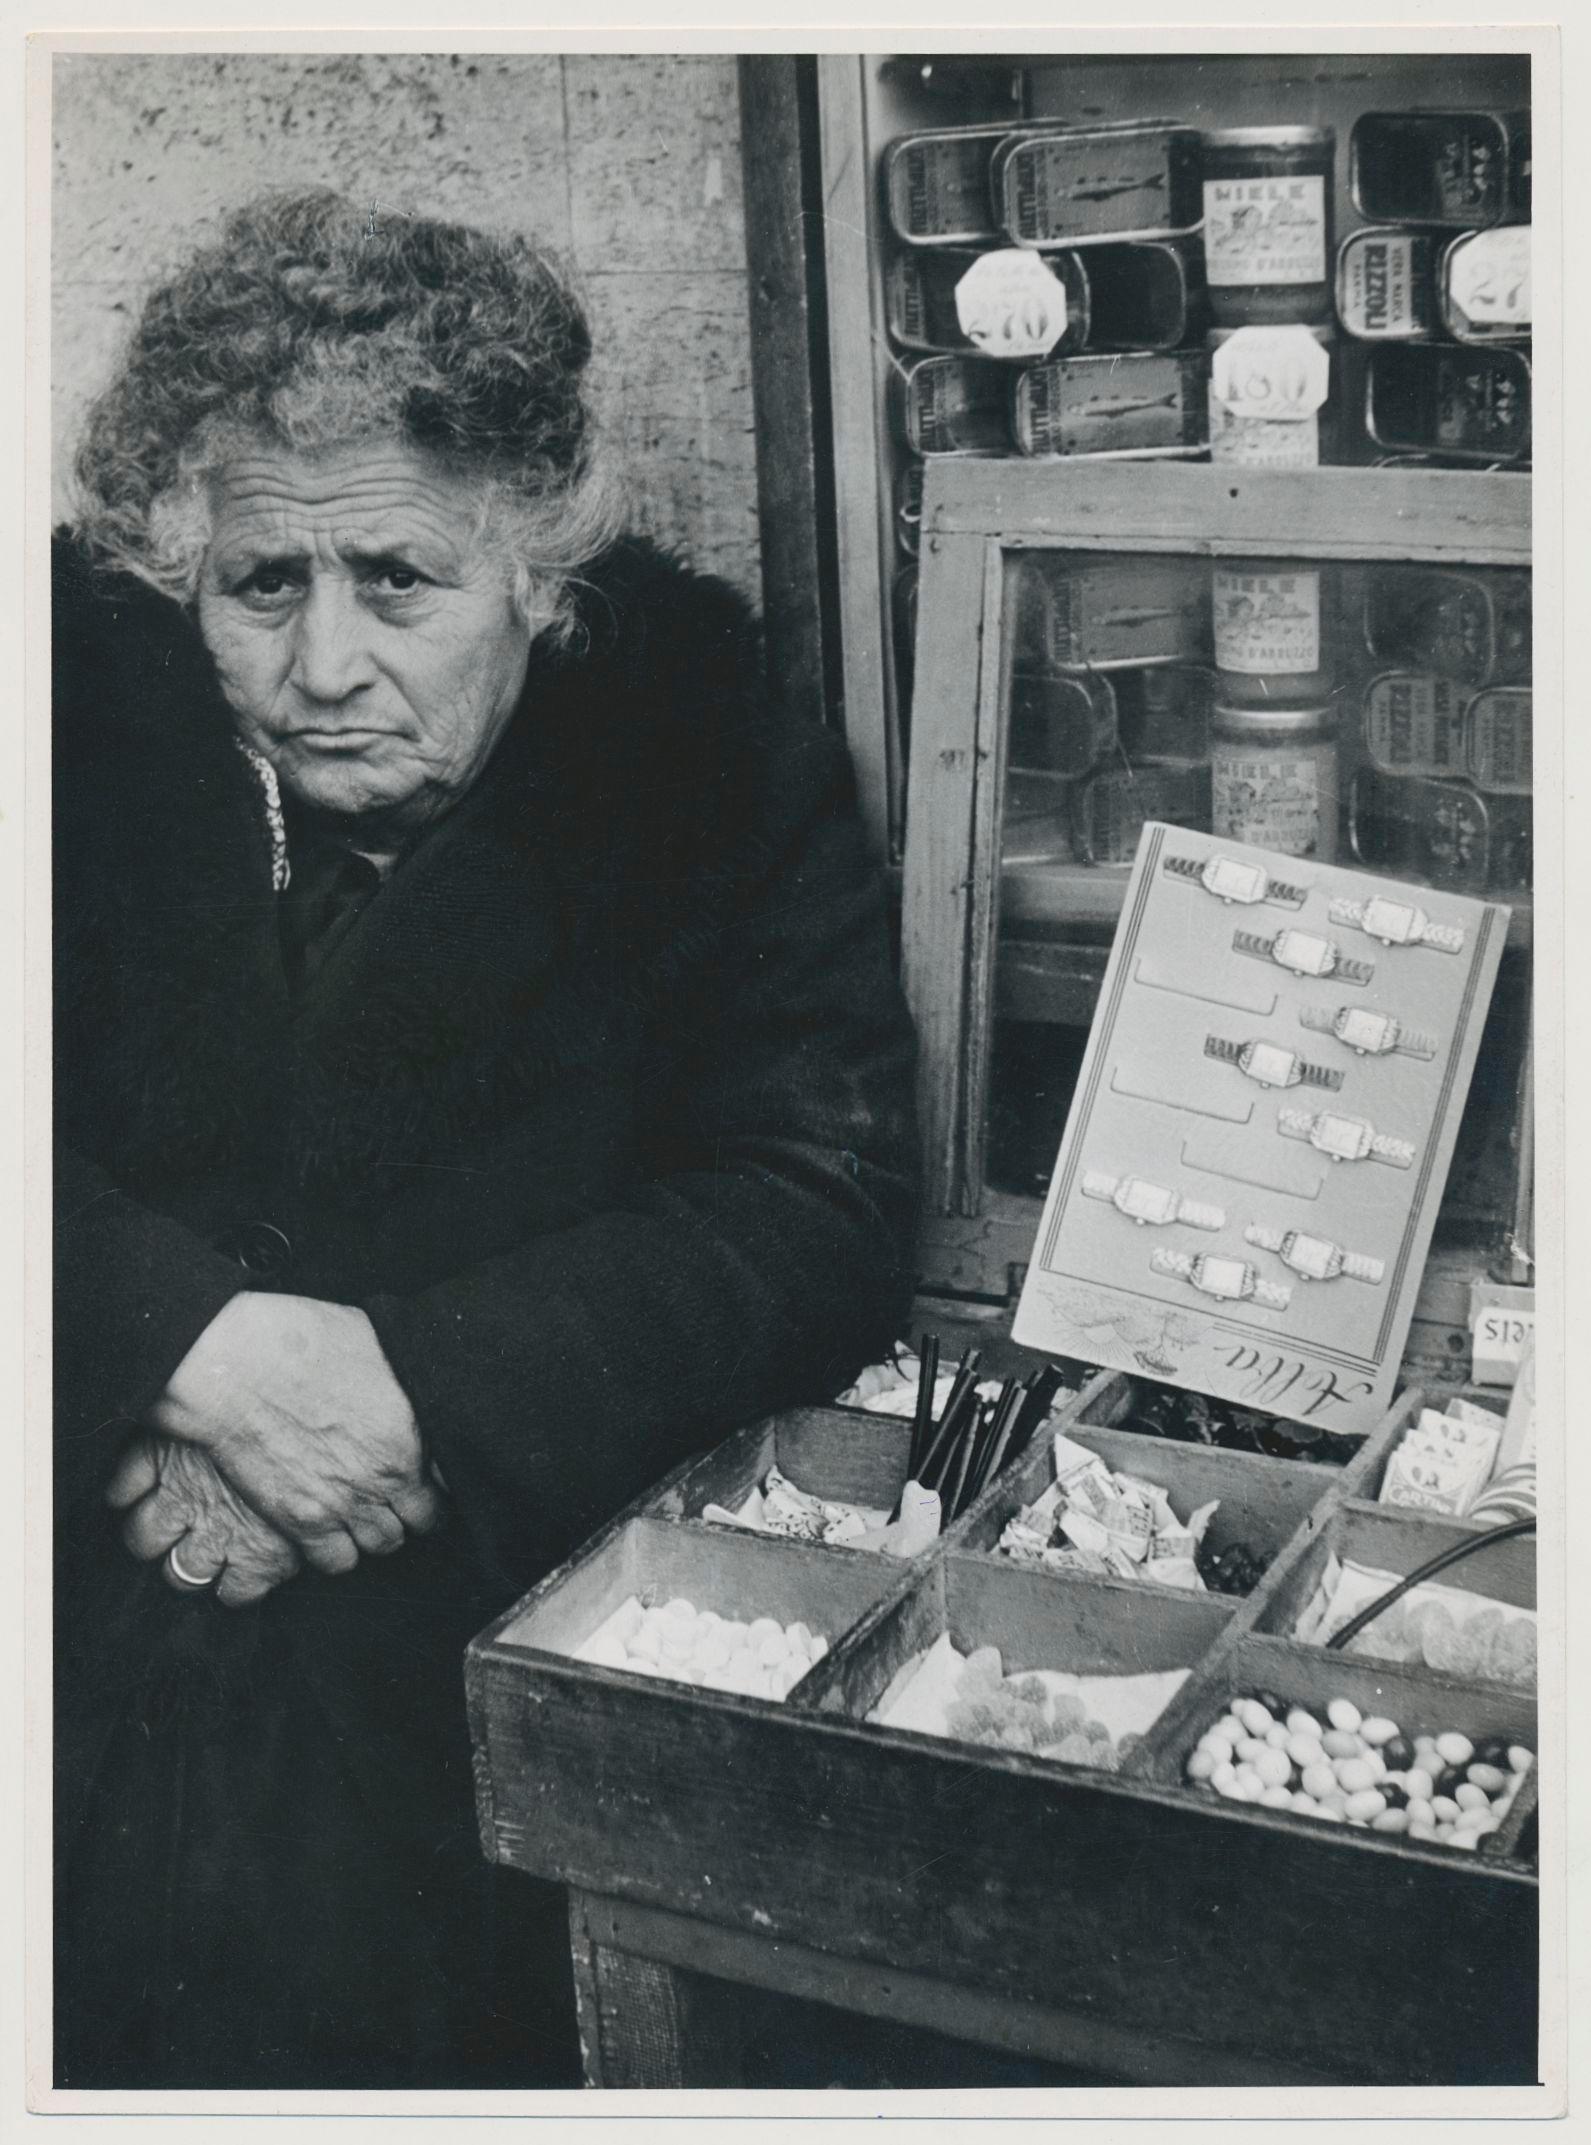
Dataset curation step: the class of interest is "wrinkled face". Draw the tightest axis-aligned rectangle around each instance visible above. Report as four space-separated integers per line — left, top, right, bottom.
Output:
196 441 534 835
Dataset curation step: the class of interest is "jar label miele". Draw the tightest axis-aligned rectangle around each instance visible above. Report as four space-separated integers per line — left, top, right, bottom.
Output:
1212 749 1331 857
954 249 1069 359
1202 175 1327 287
1208 394 1320 466
1212 568 1321 673
1364 673 1470 778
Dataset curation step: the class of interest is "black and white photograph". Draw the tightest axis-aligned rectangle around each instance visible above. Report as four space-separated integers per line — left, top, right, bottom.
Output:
25 27 1565 2119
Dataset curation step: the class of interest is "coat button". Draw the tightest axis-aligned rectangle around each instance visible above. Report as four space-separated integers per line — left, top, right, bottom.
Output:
214 1221 294 1280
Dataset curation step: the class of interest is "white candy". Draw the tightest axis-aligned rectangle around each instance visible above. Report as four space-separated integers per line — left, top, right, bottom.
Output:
662 1596 697 1623
1233 1764 1264 1795
629 1623 662 1662
1313 1805 1345 1823
810 1636 829 1662
1259 1785 1294 1808
1226 1773 1262 1803
1344 1788 1388 1822
1236 1736 1270 1766
1286 1734 1325 1770
1301 1762 1337 1801
1335 1758 1378 1794
1435 1731 1474 1766
1405 1767 1435 1803
1264 1724 1291 1750
1509 1745 1534 1774
1467 1762 1508 1794
1285 1708 1323 1740
747 1618 784 1646
1211 1760 1238 1791
758 1632 790 1667
1322 1729 1362 1760
1239 1699 1275 1735
1359 1716 1399 1746
582 1635 631 1670
1371 1808 1410 1833
1406 1798 1436 1828
1290 1790 1321 1814
1446 1831 1479 1852
695 1631 733 1672
1255 1749 1292 1788
1432 1796 1461 1824
1455 1782 1490 1812
1408 1820 1438 1842
661 1624 696 1661
1327 1698 1363 1733
787 1622 814 1656
1187 1747 1219 1783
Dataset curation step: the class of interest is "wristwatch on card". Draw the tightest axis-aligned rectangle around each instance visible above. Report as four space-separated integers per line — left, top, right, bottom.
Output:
1163 853 1309 909
1232 928 1375 985
1277 1107 1416 1167
1150 1247 1292 1310
1327 895 1465 953
1298 1004 1438 1060
1243 1223 1385 1284
1204 1037 1344 1092
1081 1172 1225 1229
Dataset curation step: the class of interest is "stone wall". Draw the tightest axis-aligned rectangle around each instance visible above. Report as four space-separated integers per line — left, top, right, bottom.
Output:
50 51 760 596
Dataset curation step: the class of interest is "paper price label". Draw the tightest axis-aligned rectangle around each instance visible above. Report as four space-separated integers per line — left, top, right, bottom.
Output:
1447 227 1531 330
1210 326 1330 422
954 249 1069 359
1474 1303 1535 1376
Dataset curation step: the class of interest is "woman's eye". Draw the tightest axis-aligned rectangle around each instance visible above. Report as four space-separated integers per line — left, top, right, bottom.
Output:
374 567 424 594
236 569 298 606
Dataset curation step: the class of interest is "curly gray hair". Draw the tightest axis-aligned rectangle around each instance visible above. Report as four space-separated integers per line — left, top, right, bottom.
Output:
71 189 622 644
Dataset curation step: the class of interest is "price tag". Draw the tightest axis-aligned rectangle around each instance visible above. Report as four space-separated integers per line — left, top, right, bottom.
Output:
953 249 1069 359
1210 325 1330 423
1470 1284 1535 1387
1447 227 1531 331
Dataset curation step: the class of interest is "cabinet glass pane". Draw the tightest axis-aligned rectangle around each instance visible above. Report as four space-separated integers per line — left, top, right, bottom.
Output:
986 546 1532 1208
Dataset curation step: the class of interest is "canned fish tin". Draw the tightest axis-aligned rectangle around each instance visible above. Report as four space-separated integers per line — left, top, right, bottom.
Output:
1028 556 1211 670
1348 769 1493 892
1349 110 1518 228
1113 664 1213 764
1077 240 1207 350
1440 226 1532 345
1207 324 1335 466
1012 350 1206 458
895 459 924 556
892 354 1011 455
1002 770 1079 865
885 127 1016 247
1212 563 1337 696
886 248 1088 357
1199 127 1335 326
1072 760 1210 863
1365 344 1531 463
1008 667 1119 778
1365 567 1531 686
1363 672 1471 779
1466 687 1532 793
1336 227 1442 341
999 124 1203 249
1212 702 1339 860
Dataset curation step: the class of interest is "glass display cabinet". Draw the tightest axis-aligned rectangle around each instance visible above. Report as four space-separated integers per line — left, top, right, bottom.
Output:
899 460 1532 1374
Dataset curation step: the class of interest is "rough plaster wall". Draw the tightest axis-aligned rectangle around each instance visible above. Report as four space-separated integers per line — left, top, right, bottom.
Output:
51 52 760 598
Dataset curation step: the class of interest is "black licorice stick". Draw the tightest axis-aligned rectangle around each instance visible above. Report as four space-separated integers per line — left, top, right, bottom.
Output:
969 1378 1027 1503
943 1398 989 1521
918 1351 983 1494
907 1335 940 1481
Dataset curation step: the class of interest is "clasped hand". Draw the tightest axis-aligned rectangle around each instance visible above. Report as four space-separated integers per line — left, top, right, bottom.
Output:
109 1292 444 1604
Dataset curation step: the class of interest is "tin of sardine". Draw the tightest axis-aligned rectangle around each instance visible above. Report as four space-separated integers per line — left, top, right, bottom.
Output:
1365 567 1530 685
1034 556 1212 670
1348 769 1494 892
1336 228 1441 341
1012 349 1206 458
1008 666 1120 777
885 126 1024 247
886 247 1087 356
1363 672 1471 779
1072 760 1211 863
998 124 1203 249
1466 688 1533 794
1349 110 1517 227
1113 665 1213 763
893 353 1012 455
1365 344 1531 463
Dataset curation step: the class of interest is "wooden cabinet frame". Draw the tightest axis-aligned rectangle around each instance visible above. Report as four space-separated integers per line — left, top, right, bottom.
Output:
901 460 1532 1306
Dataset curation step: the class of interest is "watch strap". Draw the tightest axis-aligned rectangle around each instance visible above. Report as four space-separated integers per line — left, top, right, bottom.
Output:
1162 855 1206 885
1276 1107 1317 1144
1392 1025 1439 1059
1081 1170 1116 1201
1243 1223 1285 1255
1298 1003 1339 1038
1252 1277 1293 1310
1150 1246 1194 1282
1231 928 1278 963
1203 1035 1245 1068
1334 954 1378 986
1343 1250 1387 1283
1369 1130 1416 1168
1297 1056 1345 1092
1421 920 1466 953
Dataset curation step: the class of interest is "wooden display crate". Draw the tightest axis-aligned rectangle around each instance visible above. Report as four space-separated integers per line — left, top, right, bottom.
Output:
467 1373 1536 2087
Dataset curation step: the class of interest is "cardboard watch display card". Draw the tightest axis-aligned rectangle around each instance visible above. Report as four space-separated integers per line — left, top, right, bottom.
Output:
1011 824 1510 1434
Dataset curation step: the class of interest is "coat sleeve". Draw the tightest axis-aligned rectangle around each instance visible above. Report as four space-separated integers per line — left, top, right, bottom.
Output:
53 1144 246 1511
362 714 921 1590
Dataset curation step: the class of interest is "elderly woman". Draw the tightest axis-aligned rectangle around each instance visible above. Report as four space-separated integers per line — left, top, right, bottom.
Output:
54 190 918 2089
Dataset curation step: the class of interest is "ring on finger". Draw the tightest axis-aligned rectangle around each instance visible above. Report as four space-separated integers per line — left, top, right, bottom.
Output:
166 1541 219 1592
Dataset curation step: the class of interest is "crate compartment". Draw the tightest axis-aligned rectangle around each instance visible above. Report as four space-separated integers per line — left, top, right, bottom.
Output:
1141 1631 1537 1862
495 1513 906 1697
953 1420 1327 1598
656 1367 1116 1550
805 1550 1231 1775
1348 1385 1516 1522
1254 1498 1536 1688
1074 1370 1367 1467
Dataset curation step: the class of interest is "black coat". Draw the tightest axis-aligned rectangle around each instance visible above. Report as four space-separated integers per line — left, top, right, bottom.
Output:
52 532 919 2087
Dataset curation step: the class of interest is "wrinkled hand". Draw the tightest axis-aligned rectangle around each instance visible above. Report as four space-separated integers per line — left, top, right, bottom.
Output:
106 1432 302 1607
147 1292 443 1576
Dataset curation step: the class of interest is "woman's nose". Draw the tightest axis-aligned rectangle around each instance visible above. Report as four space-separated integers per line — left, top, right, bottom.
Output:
290 581 376 705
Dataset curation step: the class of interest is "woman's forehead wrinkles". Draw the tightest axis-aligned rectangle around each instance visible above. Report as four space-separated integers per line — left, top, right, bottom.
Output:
209 450 479 562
